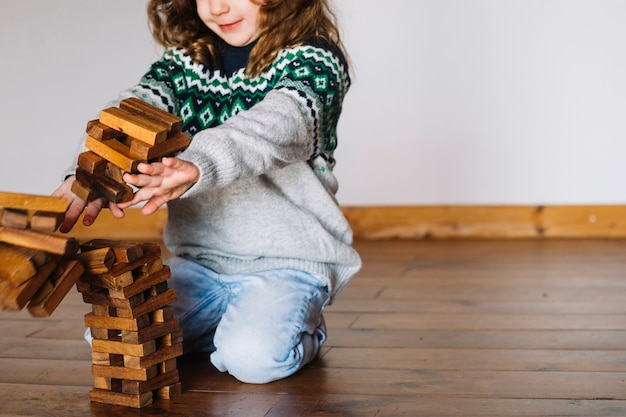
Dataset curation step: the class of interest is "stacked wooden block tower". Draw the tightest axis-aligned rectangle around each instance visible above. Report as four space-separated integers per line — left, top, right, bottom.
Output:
76 239 182 408
0 98 190 408
71 97 190 203
0 191 83 316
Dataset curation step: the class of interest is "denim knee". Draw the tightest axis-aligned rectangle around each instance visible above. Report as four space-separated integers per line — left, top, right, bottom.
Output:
210 330 306 384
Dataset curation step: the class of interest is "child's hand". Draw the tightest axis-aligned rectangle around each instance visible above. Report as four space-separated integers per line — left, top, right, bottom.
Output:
52 176 125 233
118 157 200 215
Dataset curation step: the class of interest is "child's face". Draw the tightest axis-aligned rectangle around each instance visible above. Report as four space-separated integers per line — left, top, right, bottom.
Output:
196 0 262 47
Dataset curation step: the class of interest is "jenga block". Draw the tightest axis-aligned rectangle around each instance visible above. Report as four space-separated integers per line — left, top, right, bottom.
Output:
91 328 121 340
1 260 56 311
121 318 180 344
92 363 158 381
75 167 134 204
84 312 150 332
0 226 79 256
89 388 153 408
114 288 177 319
84 136 143 174
81 239 144 263
0 192 68 213
27 260 85 317
81 244 161 290
159 329 184 347
92 351 124 366
86 119 127 140
119 97 183 134
1 209 29 229
77 151 108 175
155 382 181 400
94 376 123 391
92 339 157 356
123 343 182 369
122 369 179 395
30 211 65 233
80 270 134 291
109 266 171 299
70 179 98 202
159 358 178 374
77 247 115 274
80 287 144 309
152 306 174 323
0 244 38 286
106 162 126 183
129 132 191 160
99 107 169 146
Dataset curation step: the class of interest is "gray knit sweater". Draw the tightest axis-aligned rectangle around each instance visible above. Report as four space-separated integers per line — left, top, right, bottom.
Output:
68 43 361 300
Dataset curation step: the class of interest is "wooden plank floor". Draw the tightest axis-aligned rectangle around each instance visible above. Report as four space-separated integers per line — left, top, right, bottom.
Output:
2 239 626 416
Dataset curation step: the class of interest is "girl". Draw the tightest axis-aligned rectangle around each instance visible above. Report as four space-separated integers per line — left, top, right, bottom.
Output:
55 0 361 384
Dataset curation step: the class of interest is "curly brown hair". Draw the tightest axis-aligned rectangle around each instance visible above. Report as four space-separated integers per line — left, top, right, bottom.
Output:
147 0 347 76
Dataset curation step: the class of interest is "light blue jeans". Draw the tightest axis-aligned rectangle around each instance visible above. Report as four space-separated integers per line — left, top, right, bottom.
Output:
166 256 330 384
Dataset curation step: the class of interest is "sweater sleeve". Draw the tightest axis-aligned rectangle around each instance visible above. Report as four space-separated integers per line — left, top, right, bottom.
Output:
178 45 351 196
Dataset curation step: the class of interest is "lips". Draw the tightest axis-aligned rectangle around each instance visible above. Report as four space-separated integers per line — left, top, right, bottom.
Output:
219 20 242 31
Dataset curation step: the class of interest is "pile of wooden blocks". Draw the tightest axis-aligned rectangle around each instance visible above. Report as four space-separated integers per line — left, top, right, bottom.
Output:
76 239 182 408
0 191 84 316
71 97 190 203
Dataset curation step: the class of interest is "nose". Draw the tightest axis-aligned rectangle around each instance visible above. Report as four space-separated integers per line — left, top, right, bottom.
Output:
208 0 230 15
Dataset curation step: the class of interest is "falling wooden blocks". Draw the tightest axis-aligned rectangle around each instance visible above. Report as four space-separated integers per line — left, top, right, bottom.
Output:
76 240 182 408
72 98 190 204
0 192 82 315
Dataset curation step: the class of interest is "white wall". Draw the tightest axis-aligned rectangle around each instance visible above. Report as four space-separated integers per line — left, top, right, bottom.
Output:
2 1 625 206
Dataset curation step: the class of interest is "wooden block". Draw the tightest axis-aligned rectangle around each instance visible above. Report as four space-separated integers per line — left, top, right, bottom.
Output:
91 328 120 340
92 351 124 367
159 358 178 374
92 364 158 382
129 131 190 160
84 136 143 174
81 288 144 309
1 209 29 229
105 162 125 183
114 288 177 319
80 270 134 291
124 343 182 370
80 239 144 263
27 260 85 317
94 376 123 392
92 338 156 357
0 244 37 286
81 244 161 290
86 119 127 140
84 312 150 332
119 97 182 134
122 369 179 395
75 167 134 204
1 260 56 311
121 318 180 345
89 388 153 408
77 151 107 175
109 266 171 299
30 211 65 233
0 226 79 256
92 304 113 317
155 382 181 400
70 179 98 202
159 329 184 347
152 306 174 323
99 107 169 146
77 247 115 274
0 191 68 213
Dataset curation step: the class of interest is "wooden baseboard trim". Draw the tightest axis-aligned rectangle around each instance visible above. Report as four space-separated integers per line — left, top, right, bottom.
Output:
61 205 626 241
342 205 626 239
